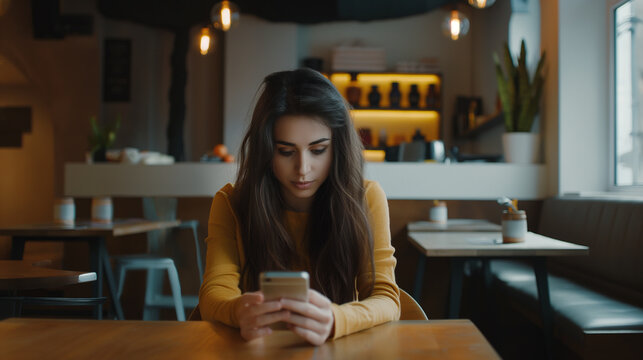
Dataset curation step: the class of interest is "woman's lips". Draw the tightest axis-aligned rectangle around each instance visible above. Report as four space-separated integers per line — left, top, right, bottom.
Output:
292 181 314 190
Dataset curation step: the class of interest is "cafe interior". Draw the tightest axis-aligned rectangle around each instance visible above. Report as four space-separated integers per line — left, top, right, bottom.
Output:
0 0 642 358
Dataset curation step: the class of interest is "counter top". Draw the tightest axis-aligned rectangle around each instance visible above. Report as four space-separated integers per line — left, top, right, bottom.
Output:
64 162 548 200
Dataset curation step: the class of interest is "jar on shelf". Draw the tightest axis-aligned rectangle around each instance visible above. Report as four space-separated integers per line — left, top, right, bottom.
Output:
346 72 361 107
409 84 420 108
368 85 381 107
389 82 401 108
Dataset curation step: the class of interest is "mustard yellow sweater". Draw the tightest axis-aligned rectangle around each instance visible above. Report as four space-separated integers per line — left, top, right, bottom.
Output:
198 180 400 339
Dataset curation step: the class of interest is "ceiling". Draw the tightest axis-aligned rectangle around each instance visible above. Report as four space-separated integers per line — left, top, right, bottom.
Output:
97 0 458 30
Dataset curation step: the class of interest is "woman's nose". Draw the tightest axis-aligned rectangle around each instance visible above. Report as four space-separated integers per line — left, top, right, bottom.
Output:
297 153 311 175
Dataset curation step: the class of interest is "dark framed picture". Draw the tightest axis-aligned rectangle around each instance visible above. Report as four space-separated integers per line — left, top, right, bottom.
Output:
453 96 483 137
103 38 131 102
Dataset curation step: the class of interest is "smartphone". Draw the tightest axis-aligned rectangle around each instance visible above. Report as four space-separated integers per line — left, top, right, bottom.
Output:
259 271 309 330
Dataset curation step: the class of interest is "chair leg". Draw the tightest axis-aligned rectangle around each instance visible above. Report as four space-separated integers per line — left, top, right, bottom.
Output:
115 264 126 301
166 265 185 321
143 269 161 321
190 223 204 285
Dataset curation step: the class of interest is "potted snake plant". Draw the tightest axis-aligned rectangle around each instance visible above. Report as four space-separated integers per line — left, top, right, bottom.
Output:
494 40 545 163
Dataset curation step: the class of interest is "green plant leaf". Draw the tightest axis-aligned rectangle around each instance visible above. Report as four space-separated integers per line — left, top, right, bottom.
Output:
494 53 514 132
493 40 545 133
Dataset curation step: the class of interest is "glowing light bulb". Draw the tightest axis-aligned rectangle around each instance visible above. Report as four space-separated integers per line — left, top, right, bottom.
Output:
221 8 231 30
442 10 470 41
451 18 461 39
468 0 496 9
199 27 211 55
211 1 240 32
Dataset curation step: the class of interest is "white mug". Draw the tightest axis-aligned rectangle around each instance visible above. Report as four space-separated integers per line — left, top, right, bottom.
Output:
91 197 113 223
53 197 75 225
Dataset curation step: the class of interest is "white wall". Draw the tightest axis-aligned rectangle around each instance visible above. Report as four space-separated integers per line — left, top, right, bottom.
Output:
558 0 609 194
299 9 474 145
224 16 298 156
225 8 516 156
100 20 172 155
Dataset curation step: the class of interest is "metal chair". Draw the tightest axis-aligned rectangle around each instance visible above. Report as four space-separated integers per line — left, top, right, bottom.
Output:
113 198 203 321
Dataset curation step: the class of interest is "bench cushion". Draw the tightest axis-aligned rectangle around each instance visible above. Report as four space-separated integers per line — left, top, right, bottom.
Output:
491 260 643 335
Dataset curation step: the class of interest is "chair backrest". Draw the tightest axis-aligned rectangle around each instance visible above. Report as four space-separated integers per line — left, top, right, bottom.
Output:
189 289 428 322
142 197 177 254
399 289 428 320
188 304 202 321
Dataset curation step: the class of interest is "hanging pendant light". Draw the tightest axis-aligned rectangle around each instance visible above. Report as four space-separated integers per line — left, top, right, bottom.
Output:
442 10 470 41
210 1 240 32
468 0 496 9
199 27 212 55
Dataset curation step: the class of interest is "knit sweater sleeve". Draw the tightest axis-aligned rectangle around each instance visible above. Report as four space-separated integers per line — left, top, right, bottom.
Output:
330 180 401 339
198 184 244 327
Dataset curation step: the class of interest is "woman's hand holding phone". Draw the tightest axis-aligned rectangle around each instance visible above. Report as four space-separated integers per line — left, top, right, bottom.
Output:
281 289 335 346
235 291 290 341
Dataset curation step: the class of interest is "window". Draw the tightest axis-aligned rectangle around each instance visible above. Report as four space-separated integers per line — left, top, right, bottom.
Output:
614 0 643 187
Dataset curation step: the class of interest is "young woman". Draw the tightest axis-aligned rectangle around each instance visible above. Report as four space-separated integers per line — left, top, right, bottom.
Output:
198 68 400 345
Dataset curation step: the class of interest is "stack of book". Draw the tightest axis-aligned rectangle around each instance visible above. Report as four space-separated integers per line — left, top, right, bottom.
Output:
331 46 386 72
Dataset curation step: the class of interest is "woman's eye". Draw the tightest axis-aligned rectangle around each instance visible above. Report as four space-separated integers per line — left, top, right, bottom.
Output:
311 147 327 155
277 149 294 156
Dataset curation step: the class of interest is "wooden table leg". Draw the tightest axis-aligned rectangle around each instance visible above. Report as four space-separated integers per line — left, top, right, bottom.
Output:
412 253 426 302
10 237 26 260
534 257 553 360
481 258 493 324
89 239 102 319
447 257 465 319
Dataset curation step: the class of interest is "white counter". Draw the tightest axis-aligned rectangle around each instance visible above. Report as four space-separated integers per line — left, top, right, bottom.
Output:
64 162 548 200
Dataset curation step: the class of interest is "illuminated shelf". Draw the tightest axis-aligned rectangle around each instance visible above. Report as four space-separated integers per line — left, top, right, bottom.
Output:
351 109 439 145
330 72 441 109
330 72 443 145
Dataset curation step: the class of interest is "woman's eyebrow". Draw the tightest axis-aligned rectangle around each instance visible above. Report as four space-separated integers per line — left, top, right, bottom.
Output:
275 138 330 147
309 138 330 145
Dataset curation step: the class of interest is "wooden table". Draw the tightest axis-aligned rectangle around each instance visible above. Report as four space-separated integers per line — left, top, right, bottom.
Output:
0 318 500 359
408 230 588 358
407 219 501 232
0 219 180 320
0 260 96 290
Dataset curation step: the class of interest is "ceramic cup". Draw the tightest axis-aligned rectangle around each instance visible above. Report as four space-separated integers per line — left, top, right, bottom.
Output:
53 197 75 225
429 201 448 223
91 197 113 223
501 210 527 243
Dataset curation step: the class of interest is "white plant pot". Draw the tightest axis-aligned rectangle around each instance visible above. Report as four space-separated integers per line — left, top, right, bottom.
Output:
502 132 540 163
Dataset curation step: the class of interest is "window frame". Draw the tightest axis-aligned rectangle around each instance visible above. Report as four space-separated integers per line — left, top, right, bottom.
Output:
609 0 643 193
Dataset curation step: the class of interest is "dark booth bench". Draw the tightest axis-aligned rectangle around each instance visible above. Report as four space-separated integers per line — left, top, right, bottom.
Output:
490 196 643 359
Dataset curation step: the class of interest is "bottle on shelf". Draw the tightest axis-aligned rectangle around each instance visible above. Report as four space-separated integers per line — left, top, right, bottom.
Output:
408 84 420 108
346 72 361 107
378 128 387 148
425 83 441 110
389 82 401 108
412 129 425 142
358 128 373 148
368 85 381 107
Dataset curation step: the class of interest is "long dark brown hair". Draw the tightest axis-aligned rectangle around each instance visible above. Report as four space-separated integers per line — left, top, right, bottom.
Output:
233 68 375 304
